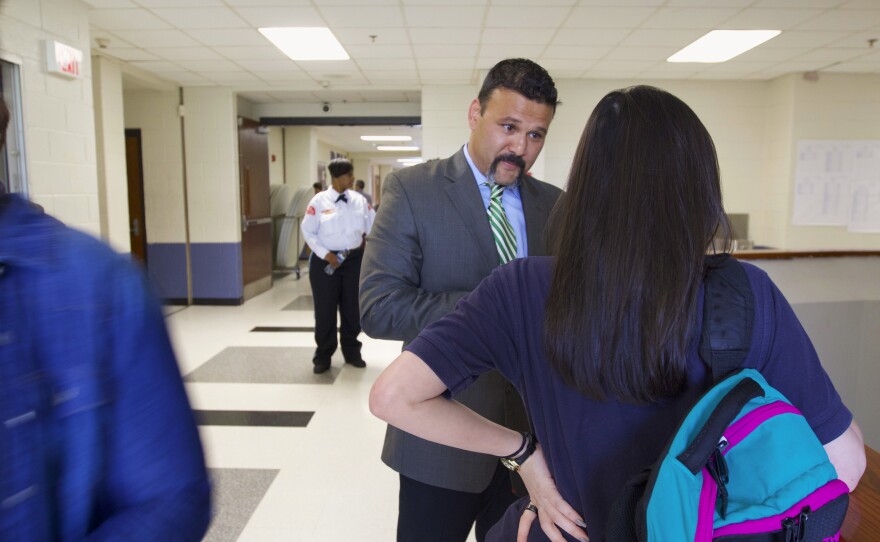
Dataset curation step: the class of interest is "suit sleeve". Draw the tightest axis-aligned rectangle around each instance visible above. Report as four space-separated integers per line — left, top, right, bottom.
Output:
359 172 468 342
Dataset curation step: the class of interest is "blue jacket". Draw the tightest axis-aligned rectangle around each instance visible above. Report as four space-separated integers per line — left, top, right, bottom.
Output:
0 194 211 540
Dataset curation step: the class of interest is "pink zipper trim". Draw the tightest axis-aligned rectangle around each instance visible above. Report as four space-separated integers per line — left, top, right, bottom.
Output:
694 469 717 542
713 479 849 537
723 401 801 450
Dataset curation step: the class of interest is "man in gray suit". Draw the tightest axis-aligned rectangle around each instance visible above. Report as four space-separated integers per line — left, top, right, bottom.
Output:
359 59 562 542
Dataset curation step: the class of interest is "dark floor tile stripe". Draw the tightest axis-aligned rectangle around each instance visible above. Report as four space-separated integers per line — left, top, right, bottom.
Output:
195 410 314 427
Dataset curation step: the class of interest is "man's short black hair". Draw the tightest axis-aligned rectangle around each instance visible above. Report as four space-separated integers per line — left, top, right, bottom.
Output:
478 58 558 113
312 181 323 189
355 179 365 189
327 158 353 178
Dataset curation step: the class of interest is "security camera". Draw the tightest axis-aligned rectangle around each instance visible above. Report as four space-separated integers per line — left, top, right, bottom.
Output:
322 102 330 113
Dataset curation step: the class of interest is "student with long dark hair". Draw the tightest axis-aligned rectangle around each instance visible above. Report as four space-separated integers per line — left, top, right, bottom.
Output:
369 86 865 541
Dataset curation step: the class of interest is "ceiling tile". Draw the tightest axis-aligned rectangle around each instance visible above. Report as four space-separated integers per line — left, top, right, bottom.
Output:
345 44 414 59
410 28 479 45
130 60 186 72
365 71 421 82
122 30 201 48
480 27 556 45
839 0 880 8
636 64 704 78
666 0 751 6
186 29 268 46
174 59 244 72
827 28 880 48
82 0 138 7
232 7 326 27
413 44 480 57
552 28 631 45
236 92 278 103
620 28 705 47
719 8 824 29
589 58 659 71
761 30 849 48
753 0 843 8
312 90 367 102
789 47 870 64
416 58 474 70
295 60 361 73
252 71 316 82
89 9 172 30
151 71 214 84
640 7 742 29
541 45 611 59
794 10 880 31
91 30 135 48
484 6 571 28
213 46 288 60
101 48 160 61
137 0 225 6
237 59 301 72
418 69 475 79
203 71 262 83
319 6 405 27
355 58 417 70
603 46 674 61
151 8 248 29
477 44 546 59
226 0 312 5
312 0 400 4
154 47 224 61
404 6 486 27
490 0 576 4
402 0 486 4
734 47 805 62
337 29 411 45
564 7 656 28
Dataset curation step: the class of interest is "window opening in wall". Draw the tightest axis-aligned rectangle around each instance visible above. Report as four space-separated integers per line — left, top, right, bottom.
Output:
0 59 29 196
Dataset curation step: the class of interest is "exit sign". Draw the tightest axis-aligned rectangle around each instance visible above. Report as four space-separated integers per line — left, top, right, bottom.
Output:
46 40 82 78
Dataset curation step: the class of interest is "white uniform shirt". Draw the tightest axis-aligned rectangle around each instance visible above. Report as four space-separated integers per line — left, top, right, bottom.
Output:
301 188 375 260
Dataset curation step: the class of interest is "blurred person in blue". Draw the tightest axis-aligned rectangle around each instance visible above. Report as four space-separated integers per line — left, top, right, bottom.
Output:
0 99 211 540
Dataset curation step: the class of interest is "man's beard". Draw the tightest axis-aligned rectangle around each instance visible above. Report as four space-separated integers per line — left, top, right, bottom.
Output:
487 153 525 187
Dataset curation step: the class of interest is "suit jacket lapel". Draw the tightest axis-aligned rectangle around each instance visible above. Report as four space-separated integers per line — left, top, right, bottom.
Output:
521 176 553 256
443 148 498 271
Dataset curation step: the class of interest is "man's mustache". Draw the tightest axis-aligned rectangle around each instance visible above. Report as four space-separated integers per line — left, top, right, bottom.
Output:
489 153 526 173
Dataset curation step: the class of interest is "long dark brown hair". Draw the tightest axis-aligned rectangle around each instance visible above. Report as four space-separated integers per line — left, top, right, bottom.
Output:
543 86 730 404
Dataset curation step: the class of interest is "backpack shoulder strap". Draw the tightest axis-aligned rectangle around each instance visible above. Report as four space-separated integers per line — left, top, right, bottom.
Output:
700 254 755 382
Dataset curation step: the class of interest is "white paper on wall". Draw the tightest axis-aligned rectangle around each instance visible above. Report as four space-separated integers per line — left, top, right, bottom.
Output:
792 140 880 232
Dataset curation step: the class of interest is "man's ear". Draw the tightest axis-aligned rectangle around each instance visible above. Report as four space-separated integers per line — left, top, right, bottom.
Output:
467 99 481 130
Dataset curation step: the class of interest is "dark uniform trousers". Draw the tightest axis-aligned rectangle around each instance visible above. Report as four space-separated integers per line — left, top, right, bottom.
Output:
308 246 364 365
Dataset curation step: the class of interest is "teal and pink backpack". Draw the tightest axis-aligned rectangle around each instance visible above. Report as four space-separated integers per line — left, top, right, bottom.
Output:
606 256 849 542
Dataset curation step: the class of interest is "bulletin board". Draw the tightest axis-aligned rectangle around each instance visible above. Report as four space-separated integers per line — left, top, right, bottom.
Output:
792 140 880 233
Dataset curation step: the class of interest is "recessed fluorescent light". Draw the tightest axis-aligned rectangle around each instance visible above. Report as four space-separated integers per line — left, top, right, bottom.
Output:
361 135 413 142
398 158 423 163
377 146 419 151
259 27 349 61
667 30 781 63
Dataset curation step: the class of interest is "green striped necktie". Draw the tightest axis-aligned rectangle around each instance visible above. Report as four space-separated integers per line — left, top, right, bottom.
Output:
485 183 517 264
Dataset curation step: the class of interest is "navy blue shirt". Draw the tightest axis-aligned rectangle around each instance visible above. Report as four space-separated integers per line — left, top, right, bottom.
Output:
407 256 852 542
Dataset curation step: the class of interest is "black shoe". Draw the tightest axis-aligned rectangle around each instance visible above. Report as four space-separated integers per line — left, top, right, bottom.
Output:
345 358 366 368
313 362 331 374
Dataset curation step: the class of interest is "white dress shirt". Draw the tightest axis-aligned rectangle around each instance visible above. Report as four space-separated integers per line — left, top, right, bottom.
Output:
301 188 375 260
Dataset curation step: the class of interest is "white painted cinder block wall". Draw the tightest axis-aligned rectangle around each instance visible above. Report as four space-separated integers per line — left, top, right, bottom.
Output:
0 0 100 236
182 86 240 245
123 88 187 244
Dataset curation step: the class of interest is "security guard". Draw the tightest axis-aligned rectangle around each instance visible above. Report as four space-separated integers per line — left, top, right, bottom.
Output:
301 158 375 374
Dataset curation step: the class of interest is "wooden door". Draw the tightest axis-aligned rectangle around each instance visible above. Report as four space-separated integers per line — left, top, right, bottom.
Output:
124 129 147 263
238 117 272 299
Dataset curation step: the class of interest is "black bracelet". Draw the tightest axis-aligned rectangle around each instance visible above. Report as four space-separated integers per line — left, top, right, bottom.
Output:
502 432 528 460
500 432 537 472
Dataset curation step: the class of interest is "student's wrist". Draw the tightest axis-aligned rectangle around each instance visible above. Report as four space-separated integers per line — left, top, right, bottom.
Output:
500 432 537 472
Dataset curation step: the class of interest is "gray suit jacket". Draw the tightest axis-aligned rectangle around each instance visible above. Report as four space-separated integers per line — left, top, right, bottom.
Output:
359 147 562 492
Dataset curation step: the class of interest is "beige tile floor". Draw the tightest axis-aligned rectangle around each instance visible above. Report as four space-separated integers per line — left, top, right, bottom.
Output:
167 270 479 541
